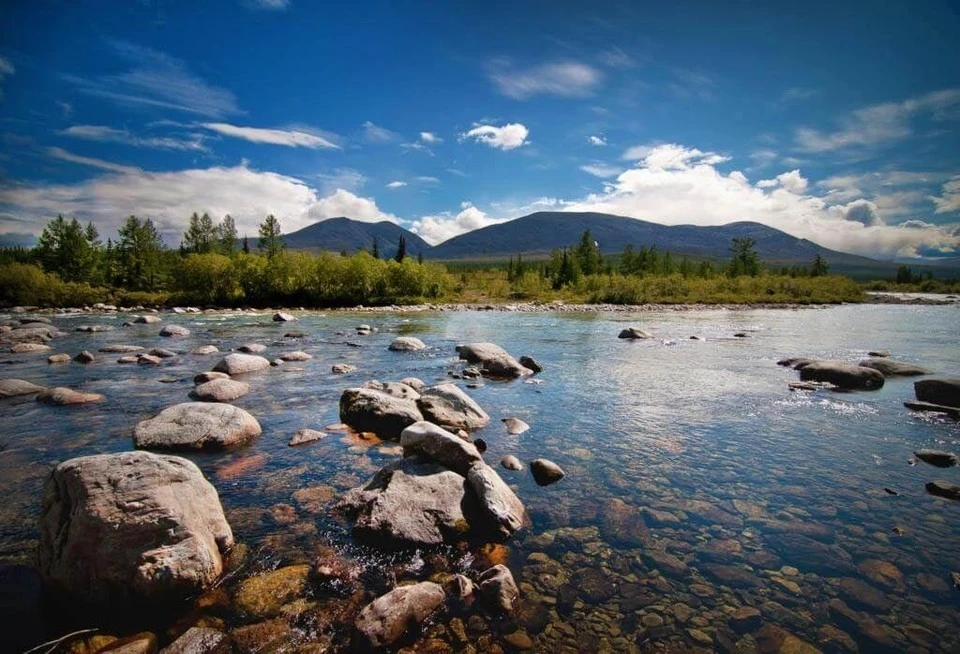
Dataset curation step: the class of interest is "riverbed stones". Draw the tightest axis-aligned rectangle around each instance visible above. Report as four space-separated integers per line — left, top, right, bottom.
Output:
273 312 297 322
212 353 271 376
400 421 482 476
149 348 176 358
194 371 230 384
100 344 145 353
36 451 233 603
234 564 311 618
768 534 855 574
599 498 648 548
729 606 763 633
37 387 103 405
502 417 530 435
837 577 893 612
160 325 191 337
467 464 530 539
353 581 445 649
134 315 161 324
618 327 653 339
133 402 261 450
913 449 959 468
339 388 423 440
477 564 519 613
160 627 229 654
74 350 95 363
926 480 960 500
0 378 46 398
189 378 251 403
858 358 930 376
914 378 960 407
388 336 426 351
530 459 565 486
191 345 219 355
798 361 885 390
416 383 491 431
136 354 162 365
456 342 533 378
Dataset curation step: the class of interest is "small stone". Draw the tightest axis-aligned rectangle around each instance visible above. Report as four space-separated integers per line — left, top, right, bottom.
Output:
233 564 310 618
160 324 191 337
47 353 71 364
289 429 326 447
688 628 713 645
502 417 530 435
238 343 267 354
279 350 312 362
729 606 762 633
530 459 564 486
191 345 219 355
389 336 426 351
332 363 357 374
37 387 103 405
273 312 297 322
74 350 96 363
503 630 534 650
501 455 523 471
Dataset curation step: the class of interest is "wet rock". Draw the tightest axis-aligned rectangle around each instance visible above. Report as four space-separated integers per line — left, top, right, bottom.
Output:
913 377 960 407
858 358 929 376
313 546 362 590
234 564 311 618
273 312 297 322
364 380 421 400
11 342 52 353
194 371 229 384
679 499 743 528
417 383 491 431
100 344 146 353
389 336 427 351
74 350 96 363
353 581 445 649
339 387 423 440
913 449 958 468
837 577 892 612
477 564 519 613
0 378 45 398
518 356 543 373
398 377 425 392
292 485 335 512
641 507 682 526
926 480 960 500
501 455 523 471
37 387 103 405
816 625 858 653
160 627 229 654
729 606 763 633
137 354 162 365
799 361 884 390
229 619 294 653
573 567 617 603
768 534 856 575
503 630 534 650
95 632 157 654
189 379 251 403
134 402 261 450
289 428 326 446
788 381 819 391
48 353 71 364
279 350 312 362
400 421 482 476
37 451 233 603
643 550 690 578
191 346 219 355
118 355 140 364
148 348 176 358
332 363 356 374
696 539 744 564
456 342 532 379
467 463 530 539
914 572 950 594
76 325 114 333
237 343 266 354
827 598 906 652
160 325 191 337
755 624 820 654
699 563 760 588
867 349 889 357
212 353 270 376
502 417 530 435
446 574 474 603
530 459 564 486
618 327 653 339
134 315 162 325
904 400 960 418
599 498 648 548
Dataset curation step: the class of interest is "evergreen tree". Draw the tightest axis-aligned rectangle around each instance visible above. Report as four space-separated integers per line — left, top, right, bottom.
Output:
417 251 423 265
394 235 407 263
183 212 216 254
117 216 165 290
216 214 238 255
371 236 380 259
896 265 913 284
574 230 602 275
728 237 760 277
257 214 285 258
242 235 250 254
35 215 98 283
810 253 829 277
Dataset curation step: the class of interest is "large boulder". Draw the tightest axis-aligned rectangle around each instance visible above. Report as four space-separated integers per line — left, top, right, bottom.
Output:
389 337 426 352
36 451 233 603
798 361 885 390
11 343 52 353
336 458 470 547
456 343 532 379
618 327 653 340
134 315 162 324
858 358 930 376
133 402 261 450
212 353 271 376
354 581 445 649
416 383 491 431
0 378 46 398
339 388 423 439
273 312 297 322
467 464 529 539
477 565 519 613
401 421 482 476
914 378 960 408
189 378 251 403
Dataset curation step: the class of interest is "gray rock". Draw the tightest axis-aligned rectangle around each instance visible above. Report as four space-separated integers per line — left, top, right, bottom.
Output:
339 388 423 439
279 350 312 362
798 361 885 390
903 400 960 418
400 421 482 476
137 354 162 365
37 451 233 603
100 344 145 353
618 327 653 339
0 378 46 398
926 480 960 500
191 345 219 355
467 464 529 539
75 325 114 333
148 348 177 358
769 534 856 574
133 402 261 450
74 350 95 363
858 358 930 376
399 377 426 391
212 353 271 376
502 417 530 435
288 429 326 447
364 380 421 400
160 627 229 654
189 378 251 403
273 312 297 322
37 387 103 405
238 343 267 354
501 455 523 471
518 355 543 373
133 315 162 324
914 378 960 408
354 581 445 649
417 383 491 431
388 336 426 351
47 353 71 364
456 342 532 379
194 371 230 384
332 363 357 374
914 449 959 468
867 349 889 357
11 343 52 353
117 355 140 364
160 325 191 337
477 564 519 613
530 459 565 486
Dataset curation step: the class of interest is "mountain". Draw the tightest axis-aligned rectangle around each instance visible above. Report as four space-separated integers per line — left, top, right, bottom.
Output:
277 217 431 258
0 232 38 248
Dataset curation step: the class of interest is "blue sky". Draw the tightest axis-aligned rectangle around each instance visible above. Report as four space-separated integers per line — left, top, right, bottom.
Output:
1 0 959 261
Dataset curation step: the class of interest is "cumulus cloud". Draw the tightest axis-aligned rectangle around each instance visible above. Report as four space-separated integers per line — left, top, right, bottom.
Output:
420 132 442 144
202 123 340 148
459 123 529 151
580 163 622 178
62 124 208 151
489 61 602 100
621 143 729 168
305 188 398 224
756 170 808 193
931 176 960 214
588 135 606 146
409 202 505 245
386 181 407 189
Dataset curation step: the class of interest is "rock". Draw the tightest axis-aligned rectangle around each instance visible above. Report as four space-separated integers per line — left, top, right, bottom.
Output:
618 327 653 339
279 350 312 362
134 315 162 324
289 428 326 446
194 371 229 384
353 581 445 649
729 606 762 633
37 451 233 603
11 343 52 353
777 357 816 368
696 538 743 564
189 379 251 403
477 564 519 613
237 343 266 354
904 400 960 418
399 377 426 391
816 625 858 653
75 325 114 333
389 336 426 351
37 387 103 405
837 577 892 613
160 325 191 337
456 342 532 378
332 363 356 374
229 619 293 653
336 459 469 547
858 358 929 376
952 571 960 590
503 630 534 650
799 361 885 390
644 549 690 577
518 355 543 373
95 632 157 654
530 459 565 486
212 353 271 376
755 624 820 654
788 381 819 391
913 449 959 468
364 380 422 400
913 378 960 407
417 383 491 431
699 563 760 588
191 346 219 355
827 598 906 652
47 353 71 364
100 344 145 353
599 498 648 548
118 355 140 364
769 534 855 575
273 312 297 322
400 421 482 475
234 564 311 618
0 378 46 398
467 464 530 539
502 417 530 435
74 350 96 363
148 348 176 358
160 627 229 654
868 349 889 357
133 402 261 450
926 480 960 500
339 388 423 440
501 455 523 471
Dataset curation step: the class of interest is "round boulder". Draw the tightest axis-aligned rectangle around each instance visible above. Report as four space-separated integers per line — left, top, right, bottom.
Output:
530 459 565 486
189 378 251 403
160 325 191 337
273 312 297 322
619 327 653 339
388 337 426 352
339 388 423 440
354 582 445 649
416 383 491 431
212 353 271 376
133 402 261 450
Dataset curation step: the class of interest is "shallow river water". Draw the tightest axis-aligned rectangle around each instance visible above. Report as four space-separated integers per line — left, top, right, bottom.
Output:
2 304 959 652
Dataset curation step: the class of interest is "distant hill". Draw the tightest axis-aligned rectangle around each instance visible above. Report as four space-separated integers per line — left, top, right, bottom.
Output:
0 232 38 248
270 217 431 259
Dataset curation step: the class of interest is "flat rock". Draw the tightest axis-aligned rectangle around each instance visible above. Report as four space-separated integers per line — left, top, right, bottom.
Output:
11 343 52 353
134 402 261 450
159 627 229 654
926 480 960 500
364 380 421 400
0 378 46 397
47 353 71 364
279 350 312 362
837 577 892 613
400 421 482 475
37 387 103 405
530 459 565 486
289 428 326 446
339 387 423 440
799 361 885 390
160 325 191 337
618 327 653 339
36 451 233 603
599 498 648 548
234 564 310 618
729 606 762 633
75 325 114 332
194 371 230 384
100 344 145 353
858 358 930 376
914 449 959 468
137 354 162 365
417 383 491 431
456 342 532 379
191 345 219 355
190 378 251 403
148 348 176 358
354 581 445 649
134 315 162 324
212 353 271 376
904 400 960 418
477 565 519 613
467 463 530 539
768 533 855 574
388 336 426 351
914 378 960 408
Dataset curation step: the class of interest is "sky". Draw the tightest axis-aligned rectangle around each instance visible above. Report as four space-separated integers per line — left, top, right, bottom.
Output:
1 0 959 262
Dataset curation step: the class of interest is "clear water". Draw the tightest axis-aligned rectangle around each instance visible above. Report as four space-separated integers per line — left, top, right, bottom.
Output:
2 305 959 651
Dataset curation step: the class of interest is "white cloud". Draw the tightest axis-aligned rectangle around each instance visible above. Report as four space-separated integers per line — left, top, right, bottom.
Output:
420 132 442 144
386 181 407 189
61 124 208 151
410 203 505 245
46 147 141 174
621 143 729 169
202 123 339 149
796 88 960 152
361 121 400 144
588 135 607 146
459 123 529 151
580 163 622 178
931 176 960 214
414 176 439 184
305 188 398 224
489 61 602 100
756 169 809 193
243 0 290 9
315 168 366 194
749 149 778 167
667 67 716 102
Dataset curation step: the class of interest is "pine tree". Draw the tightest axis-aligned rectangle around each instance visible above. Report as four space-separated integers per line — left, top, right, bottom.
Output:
242 236 250 254
216 214 238 255
35 215 98 283
810 253 829 277
257 215 285 258
117 216 165 290
394 235 407 263
371 236 380 259
417 251 423 265
728 237 760 277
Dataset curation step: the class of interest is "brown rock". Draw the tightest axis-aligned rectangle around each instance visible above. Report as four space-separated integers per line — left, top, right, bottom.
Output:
37 387 103 405
729 606 762 633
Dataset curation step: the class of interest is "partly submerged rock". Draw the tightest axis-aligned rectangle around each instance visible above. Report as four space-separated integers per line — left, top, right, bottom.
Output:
234 564 311 618
194 371 230 384
416 383 491 431
926 480 960 500
388 336 426 351
289 428 326 446
273 312 297 322
477 564 519 613
279 350 312 362
133 315 161 324
858 358 930 376
798 361 885 390
11 343 52 353
133 402 261 450
530 459 565 486
0 378 46 397
914 378 960 408
160 627 229 654
148 347 177 358
904 400 960 418
191 345 219 355
339 387 423 440
160 324 191 337
501 455 523 471
353 581 445 649
456 342 532 379
400 421 482 476
47 353 71 364
100 344 145 353
518 355 543 373
74 350 96 363
212 353 271 376
238 343 267 354
36 451 233 603
914 449 959 468
502 417 530 435
36 387 103 405
467 464 530 539
618 327 653 339
332 363 357 374
189 378 251 403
